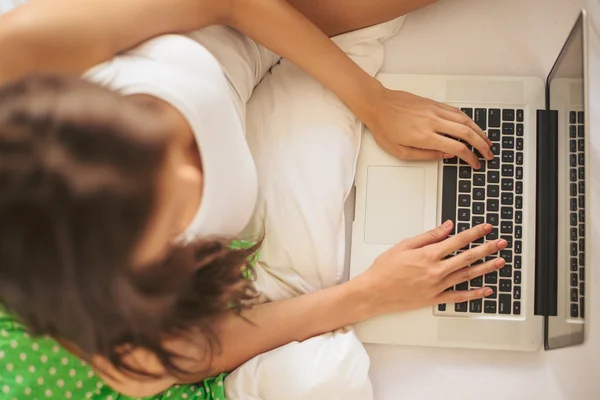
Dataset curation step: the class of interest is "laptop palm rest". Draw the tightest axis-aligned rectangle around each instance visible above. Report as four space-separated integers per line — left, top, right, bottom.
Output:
365 166 426 244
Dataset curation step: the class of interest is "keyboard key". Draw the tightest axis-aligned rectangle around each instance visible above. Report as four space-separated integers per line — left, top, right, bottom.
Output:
470 299 483 313
500 207 513 220
516 152 524 165
459 180 471 193
579 223 584 237
486 213 499 226
486 199 499 212
578 111 584 123
473 202 485 215
489 109 501 127
472 216 485 226
567 247 578 263
474 108 487 130
487 170 500 183
578 139 584 152
579 267 585 281
516 181 523 194
570 257 578 271
515 211 522 224
438 304 446 312
570 213 577 226
499 279 512 293
484 300 497 314
514 270 522 284
570 140 577 152
571 288 578 302
570 125 577 138
459 166 471 179
570 303 579 318
489 129 501 142
514 286 522 300
461 108 473 118
579 153 584 166
579 167 585 180
579 195 585 208
570 111 577 123
442 166 458 232
579 209 585 223
491 143 500 156
579 181 585 194
513 301 521 315
458 208 471 221
455 302 468 312
571 273 578 287
515 241 522 254
515 256 522 269
515 225 522 238
486 286 498 299
500 250 513 266
570 198 577 211
570 168 577 182
580 282 585 296
458 223 469 234
516 166 523 180
488 228 499 240
489 157 500 169
502 165 514 177
473 187 485 201
502 151 514 163
458 194 470 207
515 139 524 154
581 298 585 318
485 271 498 284
502 137 514 149
456 281 468 291
516 123 524 136
516 109 524 122
570 154 577 167
515 196 523 209
499 265 512 278
470 276 483 287
499 294 511 314
580 238 585 252
488 185 500 198
501 193 514 205
474 174 486 186
579 251 585 266
501 178 514 191
578 125 584 137
502 109 515 121
570 183 577 196
502 122 515 135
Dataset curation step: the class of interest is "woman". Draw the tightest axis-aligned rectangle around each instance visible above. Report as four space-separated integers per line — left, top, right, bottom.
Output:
0 0 504 398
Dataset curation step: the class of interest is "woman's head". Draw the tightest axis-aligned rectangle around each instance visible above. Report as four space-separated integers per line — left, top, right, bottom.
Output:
0 74 257 376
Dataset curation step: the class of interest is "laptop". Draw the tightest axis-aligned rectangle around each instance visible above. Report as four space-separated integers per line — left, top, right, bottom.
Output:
348 10 593 351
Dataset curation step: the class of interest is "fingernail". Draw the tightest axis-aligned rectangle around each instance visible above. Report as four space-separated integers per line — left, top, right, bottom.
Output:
495 258 505 267
476 162 482 169
443 153 453 159
498 239 508 249
487 152 494 160
484 288 493 296
442 220 452 228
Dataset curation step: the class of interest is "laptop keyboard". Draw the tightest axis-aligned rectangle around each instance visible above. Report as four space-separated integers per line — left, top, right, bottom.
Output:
568 110 585 319
438 107 524 317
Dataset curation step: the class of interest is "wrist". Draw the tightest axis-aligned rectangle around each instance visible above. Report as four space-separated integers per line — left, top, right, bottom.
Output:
345 75 387 128
337 277 378 324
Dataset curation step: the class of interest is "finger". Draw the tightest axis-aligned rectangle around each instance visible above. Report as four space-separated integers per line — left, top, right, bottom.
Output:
436 110 493 160
438 255 505 291
425 134 481 169
428 223 492 257
396 220 453 250
442 238 508 276
436 105 490 146
434 286 494 305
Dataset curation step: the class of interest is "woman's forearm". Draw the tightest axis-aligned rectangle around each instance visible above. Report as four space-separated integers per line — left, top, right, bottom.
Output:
0 0 231 86
230 0 385 125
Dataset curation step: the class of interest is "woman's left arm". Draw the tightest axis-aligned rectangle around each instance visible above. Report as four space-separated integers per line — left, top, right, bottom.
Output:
229 0 493 168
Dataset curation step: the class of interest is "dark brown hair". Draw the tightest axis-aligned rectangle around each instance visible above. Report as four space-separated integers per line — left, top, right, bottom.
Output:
0 74 258 378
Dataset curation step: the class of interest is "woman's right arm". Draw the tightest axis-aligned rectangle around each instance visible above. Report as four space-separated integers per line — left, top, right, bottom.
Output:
95 222 506 397
0 0 232 86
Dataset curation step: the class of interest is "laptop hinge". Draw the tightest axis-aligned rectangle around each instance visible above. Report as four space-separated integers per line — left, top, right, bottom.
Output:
534 109 558 317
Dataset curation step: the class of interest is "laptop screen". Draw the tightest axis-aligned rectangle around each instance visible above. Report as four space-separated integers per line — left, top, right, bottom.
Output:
546 13 586 349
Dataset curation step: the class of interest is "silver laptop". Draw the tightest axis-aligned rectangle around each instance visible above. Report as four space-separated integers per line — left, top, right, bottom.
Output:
348 10 592 351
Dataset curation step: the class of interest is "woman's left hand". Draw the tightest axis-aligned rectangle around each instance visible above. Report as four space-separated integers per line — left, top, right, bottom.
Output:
363 87 494 169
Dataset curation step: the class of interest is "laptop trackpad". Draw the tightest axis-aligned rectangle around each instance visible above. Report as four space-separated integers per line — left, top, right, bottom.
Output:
364 166 426 244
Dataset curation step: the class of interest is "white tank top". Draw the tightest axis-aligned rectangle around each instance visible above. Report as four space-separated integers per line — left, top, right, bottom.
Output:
84 34 258 240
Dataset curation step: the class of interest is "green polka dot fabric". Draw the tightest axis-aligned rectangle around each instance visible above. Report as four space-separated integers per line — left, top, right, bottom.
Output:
0 240 258 400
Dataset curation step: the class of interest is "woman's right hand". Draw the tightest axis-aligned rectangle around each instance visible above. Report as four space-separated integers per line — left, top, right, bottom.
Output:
356 221 507 316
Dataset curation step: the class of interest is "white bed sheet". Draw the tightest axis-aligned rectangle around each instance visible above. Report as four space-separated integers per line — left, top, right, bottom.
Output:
370 1 600 399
